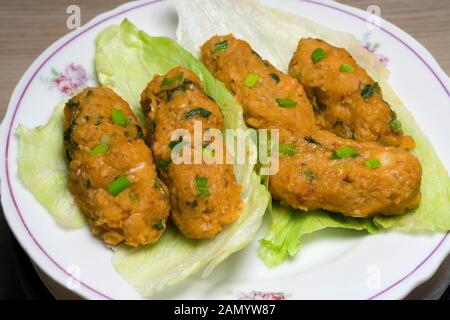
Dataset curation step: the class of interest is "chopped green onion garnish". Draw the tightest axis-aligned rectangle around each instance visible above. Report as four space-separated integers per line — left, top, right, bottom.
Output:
278 144 297 156
202 145 215 158
361 84 374 101
332 147 357 159
311 48 325 64
154 222 164 231
89 143 108 156
303 171 316 179
390 119 402 133
276 98 297 108
156 159 171 170
195 177 208 187
111 109 127 126
183 107 212 120
270 73 280 83
195 177 210 196
162 72 183 86
243 73 260 88
107 176 131 196
203 149 214 158
364 159 381 169
197 187 210 196
149 121 156 132
213 40 228 52
339 64 354 72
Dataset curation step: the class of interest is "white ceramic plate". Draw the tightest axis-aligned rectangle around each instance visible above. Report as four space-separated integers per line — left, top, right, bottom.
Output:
1 0 449 300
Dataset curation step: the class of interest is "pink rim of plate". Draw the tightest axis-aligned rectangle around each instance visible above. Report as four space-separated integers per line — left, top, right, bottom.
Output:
3 0 449 300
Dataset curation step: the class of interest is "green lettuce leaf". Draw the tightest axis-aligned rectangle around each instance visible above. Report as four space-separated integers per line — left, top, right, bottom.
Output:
174 0 450 267
95 19 269 296
16 103 85 229
259 204 378 267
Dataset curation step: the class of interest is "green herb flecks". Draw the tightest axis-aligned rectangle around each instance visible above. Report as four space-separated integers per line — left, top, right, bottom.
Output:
183 108 212 120
244 73 260 88
390 119 402 133
187 200 198 209
166 79 195 101
332 147 358 159
169 138 188 150
270 73 280 83
161 72 183 86
154 222 165 231
361 84 374 101
66 99 79 109
213 40 228 52
339 64 354 72
156 159 172 170
303 171 316 180
304 136 321 145
148 121 156 132
89 143 108 156
278 144 297 156
373 82 381 95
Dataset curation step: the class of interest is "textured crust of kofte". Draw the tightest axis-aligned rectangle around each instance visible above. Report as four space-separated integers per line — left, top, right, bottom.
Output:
141 67 243 239
201 35 422 217
64 87 170 247
289 38 415 149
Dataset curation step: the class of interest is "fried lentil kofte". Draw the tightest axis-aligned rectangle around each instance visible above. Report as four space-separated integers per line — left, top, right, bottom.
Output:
201 35 422 217
64 87 170 246
288 38 415 148
140 67 243 239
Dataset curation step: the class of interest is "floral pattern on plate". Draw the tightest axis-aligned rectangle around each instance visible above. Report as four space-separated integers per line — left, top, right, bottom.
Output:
362 32 389 66
234 290 288 300
46 63 88 95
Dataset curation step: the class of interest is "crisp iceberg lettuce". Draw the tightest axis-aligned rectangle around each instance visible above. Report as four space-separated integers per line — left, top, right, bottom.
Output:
259 206 378 267
259 204 378 267
16 103 85 229
174 0 450 267
96 19 269 296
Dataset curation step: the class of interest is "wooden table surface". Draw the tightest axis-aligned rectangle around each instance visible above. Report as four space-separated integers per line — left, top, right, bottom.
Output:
0 0 449 299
